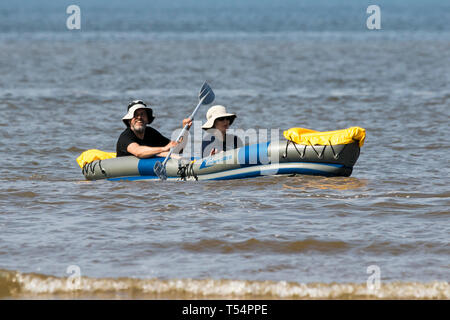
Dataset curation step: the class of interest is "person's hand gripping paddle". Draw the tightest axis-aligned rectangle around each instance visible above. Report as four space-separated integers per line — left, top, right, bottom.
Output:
154 82 215 180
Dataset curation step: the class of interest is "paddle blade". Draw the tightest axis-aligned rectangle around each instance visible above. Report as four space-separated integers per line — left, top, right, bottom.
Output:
199 82 215 105
153 161 167 181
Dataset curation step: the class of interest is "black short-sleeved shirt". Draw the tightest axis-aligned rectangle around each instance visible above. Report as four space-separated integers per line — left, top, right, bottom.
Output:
116 127 171 157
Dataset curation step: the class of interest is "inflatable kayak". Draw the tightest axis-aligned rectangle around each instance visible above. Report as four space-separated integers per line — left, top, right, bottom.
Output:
77 127 365 181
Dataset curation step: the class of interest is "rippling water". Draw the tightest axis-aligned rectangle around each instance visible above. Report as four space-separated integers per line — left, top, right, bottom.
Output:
0 0 449 299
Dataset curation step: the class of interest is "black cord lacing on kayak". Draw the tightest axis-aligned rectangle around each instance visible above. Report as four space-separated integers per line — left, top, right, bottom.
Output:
329 142 345 160
177 161 198 181
82 161 96 176
283 139 344 160
177 164 187 181
309 143 325 159
282 139 307 159
81 160 107 178
188 162 198 181
98 160 106 175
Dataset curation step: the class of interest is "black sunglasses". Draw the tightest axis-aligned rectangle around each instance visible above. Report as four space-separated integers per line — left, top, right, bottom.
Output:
216 116 233 122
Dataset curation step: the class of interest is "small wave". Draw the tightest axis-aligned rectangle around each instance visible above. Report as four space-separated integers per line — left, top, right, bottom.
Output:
369 201 430 210
0 269 448 299
152 204 182 212
379 191 450 199
91 68 109 75
67 146 88 153
363 241 450 255
283 177 369 191
181 238 349 254
6 191 38 198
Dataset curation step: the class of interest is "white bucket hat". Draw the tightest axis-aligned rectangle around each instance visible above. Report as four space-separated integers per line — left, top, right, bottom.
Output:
202 105 236 130
122 100 155 127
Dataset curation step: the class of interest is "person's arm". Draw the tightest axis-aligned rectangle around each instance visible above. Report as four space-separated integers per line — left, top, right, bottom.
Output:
172 130 189 154
127 141 177 158
169 118 192 155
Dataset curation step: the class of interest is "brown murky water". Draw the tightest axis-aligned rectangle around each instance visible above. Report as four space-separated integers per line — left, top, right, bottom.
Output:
0 0 449 299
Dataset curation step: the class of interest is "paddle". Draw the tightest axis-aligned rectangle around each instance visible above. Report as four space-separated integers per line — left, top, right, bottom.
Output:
154 81 215 180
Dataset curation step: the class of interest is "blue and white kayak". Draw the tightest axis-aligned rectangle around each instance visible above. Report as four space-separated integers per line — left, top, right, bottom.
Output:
81 140 361 181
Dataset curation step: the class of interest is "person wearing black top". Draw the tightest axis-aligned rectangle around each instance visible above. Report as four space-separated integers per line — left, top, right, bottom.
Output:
201 105 243 157
116 100 192 158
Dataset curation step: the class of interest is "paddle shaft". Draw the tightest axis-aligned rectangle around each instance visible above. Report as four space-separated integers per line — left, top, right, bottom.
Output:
160 95 206 166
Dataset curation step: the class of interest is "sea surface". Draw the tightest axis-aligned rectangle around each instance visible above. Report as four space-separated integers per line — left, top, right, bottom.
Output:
0 0 449 299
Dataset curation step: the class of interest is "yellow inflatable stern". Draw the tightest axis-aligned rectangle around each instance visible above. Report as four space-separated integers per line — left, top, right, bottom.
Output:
283 126 366 148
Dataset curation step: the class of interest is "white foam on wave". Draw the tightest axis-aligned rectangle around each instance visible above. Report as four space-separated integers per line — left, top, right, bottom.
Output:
2 270 448 299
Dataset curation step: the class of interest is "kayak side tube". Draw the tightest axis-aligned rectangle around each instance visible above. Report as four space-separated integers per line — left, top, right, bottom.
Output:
270 140 360 167
82 140 360 180
189 140 359 178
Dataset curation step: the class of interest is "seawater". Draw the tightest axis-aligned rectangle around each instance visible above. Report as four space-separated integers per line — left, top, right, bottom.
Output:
0 0 449 299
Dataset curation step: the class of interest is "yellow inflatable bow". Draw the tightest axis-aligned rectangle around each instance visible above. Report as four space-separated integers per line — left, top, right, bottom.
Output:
76 149 116 168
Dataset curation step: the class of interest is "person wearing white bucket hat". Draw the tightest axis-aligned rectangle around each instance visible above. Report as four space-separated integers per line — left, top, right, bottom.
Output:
201 105 243 157
116 100 192 158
